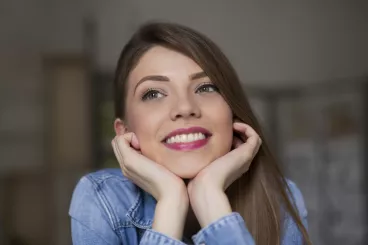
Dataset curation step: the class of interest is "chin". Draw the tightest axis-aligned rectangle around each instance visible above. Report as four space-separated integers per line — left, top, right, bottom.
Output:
173 169 200 179
164 158 211 179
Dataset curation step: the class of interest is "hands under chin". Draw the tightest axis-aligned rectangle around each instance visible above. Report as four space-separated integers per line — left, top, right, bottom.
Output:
187 122 262 228
112 122 261 238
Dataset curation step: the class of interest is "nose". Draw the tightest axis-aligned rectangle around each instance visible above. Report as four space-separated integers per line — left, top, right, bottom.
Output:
169 95 201 120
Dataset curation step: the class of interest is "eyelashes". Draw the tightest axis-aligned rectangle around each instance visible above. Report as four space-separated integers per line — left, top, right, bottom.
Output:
195 82 219 93
141 88 166 101
140 82 219 101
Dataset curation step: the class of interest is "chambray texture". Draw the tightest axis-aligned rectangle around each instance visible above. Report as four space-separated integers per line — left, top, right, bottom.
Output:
69 169 308 245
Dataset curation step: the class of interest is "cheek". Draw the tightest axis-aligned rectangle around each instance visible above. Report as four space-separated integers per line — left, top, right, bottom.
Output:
203 98 234 148
127 105 165 150
205 98 233 127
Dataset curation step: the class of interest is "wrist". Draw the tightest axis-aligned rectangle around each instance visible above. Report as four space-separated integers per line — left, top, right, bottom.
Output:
189 185 232 228
152 188 189 239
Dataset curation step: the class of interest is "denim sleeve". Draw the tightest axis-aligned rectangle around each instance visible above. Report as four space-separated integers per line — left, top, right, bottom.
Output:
69 177 121 245
192 212 255 245
290 181 308 230
140 229 186 245
281 180 309 245
191 180 308 245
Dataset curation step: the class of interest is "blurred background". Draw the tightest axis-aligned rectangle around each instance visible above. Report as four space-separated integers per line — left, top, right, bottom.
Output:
1 1 367 244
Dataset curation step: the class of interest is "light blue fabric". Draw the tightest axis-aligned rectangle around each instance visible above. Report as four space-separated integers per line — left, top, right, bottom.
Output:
69 168 308 245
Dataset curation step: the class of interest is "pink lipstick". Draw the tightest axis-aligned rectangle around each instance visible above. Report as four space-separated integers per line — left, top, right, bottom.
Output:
163 127 211 151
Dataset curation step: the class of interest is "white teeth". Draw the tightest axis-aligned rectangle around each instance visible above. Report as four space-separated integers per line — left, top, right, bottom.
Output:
166 133 207 144
175 135 180 142
181 134 187 142
188 134 194 141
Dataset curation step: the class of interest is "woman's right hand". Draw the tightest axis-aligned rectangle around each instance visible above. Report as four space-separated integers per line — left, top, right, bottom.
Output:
112 133 188 239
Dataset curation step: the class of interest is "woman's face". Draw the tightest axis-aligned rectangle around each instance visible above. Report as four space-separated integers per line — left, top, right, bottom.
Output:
116 46 233 179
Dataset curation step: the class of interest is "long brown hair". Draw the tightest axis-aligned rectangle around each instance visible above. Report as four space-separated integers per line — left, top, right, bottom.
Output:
113 22 311 245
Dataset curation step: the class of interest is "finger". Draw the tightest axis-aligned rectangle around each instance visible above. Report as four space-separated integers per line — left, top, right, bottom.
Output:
232 124 262 163
115 138 134 171
121 132 134 146
115 134 157 174
112 137 134 170
116 133 141 151
233 122 253 142
112 139 129 176
233 123 261 151
253 137 262 158
232 135 243 149
233 122 257 137
121 165 129 177
111 138 124 164
130 133 141 151
112 138 133 178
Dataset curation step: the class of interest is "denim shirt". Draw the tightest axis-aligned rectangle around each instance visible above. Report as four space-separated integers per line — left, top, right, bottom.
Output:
69 169 308 245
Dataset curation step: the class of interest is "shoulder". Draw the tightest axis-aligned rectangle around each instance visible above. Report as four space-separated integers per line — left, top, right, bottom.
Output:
69 168 141 228
281 180 309 244
285 179 308 219
74 168 135 192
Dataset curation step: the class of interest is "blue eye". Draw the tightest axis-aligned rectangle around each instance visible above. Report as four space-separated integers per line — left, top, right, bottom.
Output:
141 89 165 101
196 83 219 93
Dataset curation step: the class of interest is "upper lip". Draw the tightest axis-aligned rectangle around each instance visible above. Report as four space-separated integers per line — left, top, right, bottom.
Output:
163 126 212 141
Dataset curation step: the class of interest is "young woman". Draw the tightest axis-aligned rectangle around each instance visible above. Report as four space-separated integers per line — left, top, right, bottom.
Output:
69 22 311 245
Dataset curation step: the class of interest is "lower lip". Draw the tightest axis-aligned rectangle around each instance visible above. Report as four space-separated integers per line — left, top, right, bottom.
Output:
163 137 210 151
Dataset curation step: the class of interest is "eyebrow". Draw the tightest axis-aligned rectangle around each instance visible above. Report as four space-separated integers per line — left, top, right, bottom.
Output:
190 71 207 80
134 71 208 93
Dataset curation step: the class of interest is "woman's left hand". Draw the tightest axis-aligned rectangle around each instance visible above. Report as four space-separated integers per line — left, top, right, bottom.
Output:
187 122 262 227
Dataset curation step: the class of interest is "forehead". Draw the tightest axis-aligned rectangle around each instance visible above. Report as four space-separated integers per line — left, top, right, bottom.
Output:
128 46 203 82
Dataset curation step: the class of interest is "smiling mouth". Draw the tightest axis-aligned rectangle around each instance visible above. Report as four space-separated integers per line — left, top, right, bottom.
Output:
164 132 208 144
162 127 212 151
